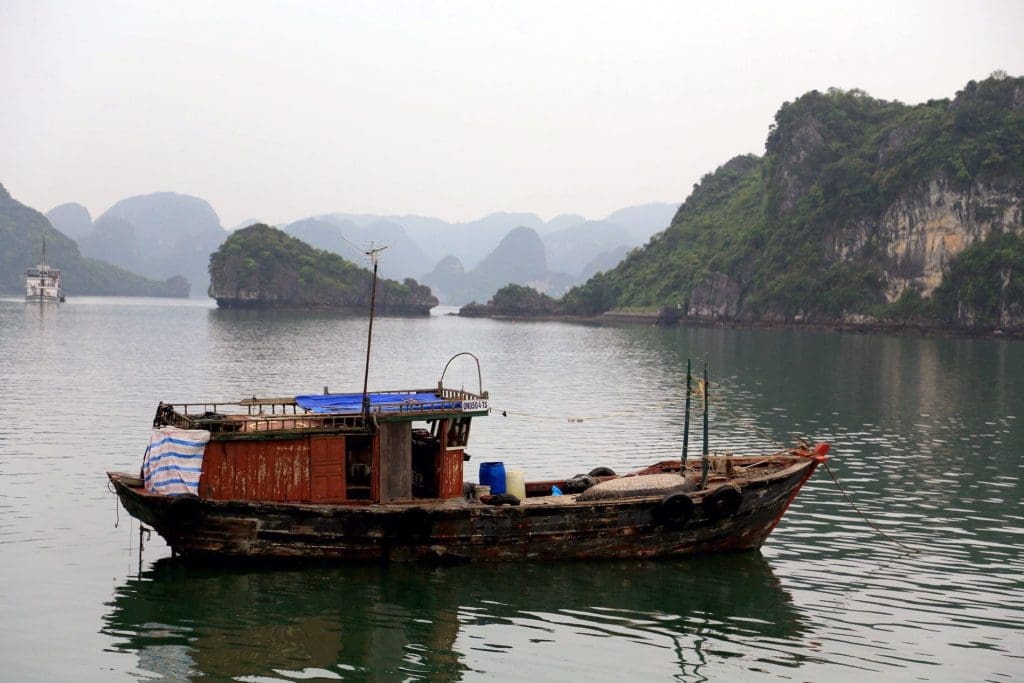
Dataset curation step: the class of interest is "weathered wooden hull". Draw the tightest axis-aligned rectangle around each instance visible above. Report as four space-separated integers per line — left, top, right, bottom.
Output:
108 455 822 562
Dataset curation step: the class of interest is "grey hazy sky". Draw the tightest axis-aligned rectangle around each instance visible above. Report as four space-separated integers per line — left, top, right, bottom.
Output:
2 1 1023 229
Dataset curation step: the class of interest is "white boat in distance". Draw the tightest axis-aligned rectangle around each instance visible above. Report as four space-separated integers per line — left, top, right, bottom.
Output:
25 237 64 303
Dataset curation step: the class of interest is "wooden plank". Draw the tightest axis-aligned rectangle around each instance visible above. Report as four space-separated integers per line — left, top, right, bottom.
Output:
378 423 411 502
438 448 464 499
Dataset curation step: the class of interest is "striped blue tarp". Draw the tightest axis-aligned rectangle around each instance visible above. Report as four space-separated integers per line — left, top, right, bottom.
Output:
142 427 211 496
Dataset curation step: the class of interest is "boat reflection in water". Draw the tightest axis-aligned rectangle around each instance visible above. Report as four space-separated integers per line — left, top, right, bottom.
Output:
103 555 806 681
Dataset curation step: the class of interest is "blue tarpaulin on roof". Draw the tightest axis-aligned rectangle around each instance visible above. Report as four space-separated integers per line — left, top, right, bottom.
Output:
295 392 458 414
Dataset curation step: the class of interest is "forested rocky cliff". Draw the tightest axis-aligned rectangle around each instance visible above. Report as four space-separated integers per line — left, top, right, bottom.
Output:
208 224 437 313
559 74 1024 332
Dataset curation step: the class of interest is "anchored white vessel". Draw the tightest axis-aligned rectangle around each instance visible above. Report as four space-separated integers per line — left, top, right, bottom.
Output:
25 237 64 303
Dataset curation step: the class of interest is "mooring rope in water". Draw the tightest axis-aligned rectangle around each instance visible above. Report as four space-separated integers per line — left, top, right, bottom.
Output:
820 460 919 553
493 403 677 422
490 375 739 424
712 399 921 553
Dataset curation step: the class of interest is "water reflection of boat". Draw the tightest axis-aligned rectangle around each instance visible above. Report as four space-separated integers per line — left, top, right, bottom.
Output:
102 555 804 681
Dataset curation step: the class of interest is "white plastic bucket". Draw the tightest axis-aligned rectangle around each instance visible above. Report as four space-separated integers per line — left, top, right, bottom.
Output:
505 470 526 500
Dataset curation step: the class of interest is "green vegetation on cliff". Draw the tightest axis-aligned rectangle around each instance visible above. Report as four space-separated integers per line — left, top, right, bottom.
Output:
460 283 563 317
932 231 1024 329
562 74 1024 329
208 224 437 313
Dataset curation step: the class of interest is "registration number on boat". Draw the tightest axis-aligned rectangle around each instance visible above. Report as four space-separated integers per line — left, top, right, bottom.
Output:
461 400 488 412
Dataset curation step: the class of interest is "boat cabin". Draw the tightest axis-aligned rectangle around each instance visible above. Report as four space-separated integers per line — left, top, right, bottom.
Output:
152 385 490 505
25 263 63 302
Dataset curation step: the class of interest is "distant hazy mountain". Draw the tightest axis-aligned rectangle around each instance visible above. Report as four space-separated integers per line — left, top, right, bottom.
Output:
319 211 547 269
45 202 93 239
284 204 675 296
579 245 631 281
475 226 549 284
280 215 432 282
79 214 145 273
101 192 222 246
422 226 576 304
1 184 189 297
284 217 362 260
543 219 633 276
81 192 227 295
543 213 588 233
421 255 467 304
603 202 678 242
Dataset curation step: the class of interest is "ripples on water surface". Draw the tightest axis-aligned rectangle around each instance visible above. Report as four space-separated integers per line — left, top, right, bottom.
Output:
1 297 1022 681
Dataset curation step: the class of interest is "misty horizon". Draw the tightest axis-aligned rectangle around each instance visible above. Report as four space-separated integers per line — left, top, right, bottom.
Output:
3 1 1023 229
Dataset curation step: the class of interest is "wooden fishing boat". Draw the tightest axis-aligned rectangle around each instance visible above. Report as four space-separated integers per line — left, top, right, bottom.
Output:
107 251 827 562
107 353 828 562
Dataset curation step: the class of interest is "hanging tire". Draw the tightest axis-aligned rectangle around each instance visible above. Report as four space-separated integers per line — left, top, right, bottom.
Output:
588 466 616 478
563 474 596 493
656 492 694 526
483 493 521 506
170 493 204 525
703 486 741 521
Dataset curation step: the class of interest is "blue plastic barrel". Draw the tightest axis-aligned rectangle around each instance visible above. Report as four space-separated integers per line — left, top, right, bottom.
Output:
479 462 507 494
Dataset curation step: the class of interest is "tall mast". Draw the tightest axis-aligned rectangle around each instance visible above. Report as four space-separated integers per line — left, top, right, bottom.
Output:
682 358 691 472
361 243 388 416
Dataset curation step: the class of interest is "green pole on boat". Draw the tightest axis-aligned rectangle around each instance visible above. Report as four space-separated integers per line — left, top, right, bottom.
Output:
682 359 691 473
701 363 710 489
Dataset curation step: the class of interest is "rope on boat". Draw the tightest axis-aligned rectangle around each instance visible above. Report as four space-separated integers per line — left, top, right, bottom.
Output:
109 480 120 528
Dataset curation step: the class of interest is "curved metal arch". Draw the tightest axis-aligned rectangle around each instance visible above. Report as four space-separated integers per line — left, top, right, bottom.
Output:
438 352 485 397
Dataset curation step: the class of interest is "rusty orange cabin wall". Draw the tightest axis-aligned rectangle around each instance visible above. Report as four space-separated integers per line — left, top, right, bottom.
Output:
198 420 470 503
202 437 314 502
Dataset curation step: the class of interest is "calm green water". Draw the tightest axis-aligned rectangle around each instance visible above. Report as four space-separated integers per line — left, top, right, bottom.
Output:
1 297 1021 681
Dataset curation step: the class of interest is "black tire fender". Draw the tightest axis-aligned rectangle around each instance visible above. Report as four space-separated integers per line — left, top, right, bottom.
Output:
703 485 742 521
484 493 521 506
656 492 694 526
170 493 204 525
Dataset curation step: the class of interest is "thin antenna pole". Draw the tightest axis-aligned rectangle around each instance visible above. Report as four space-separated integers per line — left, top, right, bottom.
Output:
701 363 710 489
361 243 388 416
682 359 691 472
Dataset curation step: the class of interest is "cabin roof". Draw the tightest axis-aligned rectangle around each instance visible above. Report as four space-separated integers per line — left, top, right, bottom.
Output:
156 386 489 434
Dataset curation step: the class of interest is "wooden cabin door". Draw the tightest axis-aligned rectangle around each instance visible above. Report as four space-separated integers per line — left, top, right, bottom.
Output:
310 435 346 502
